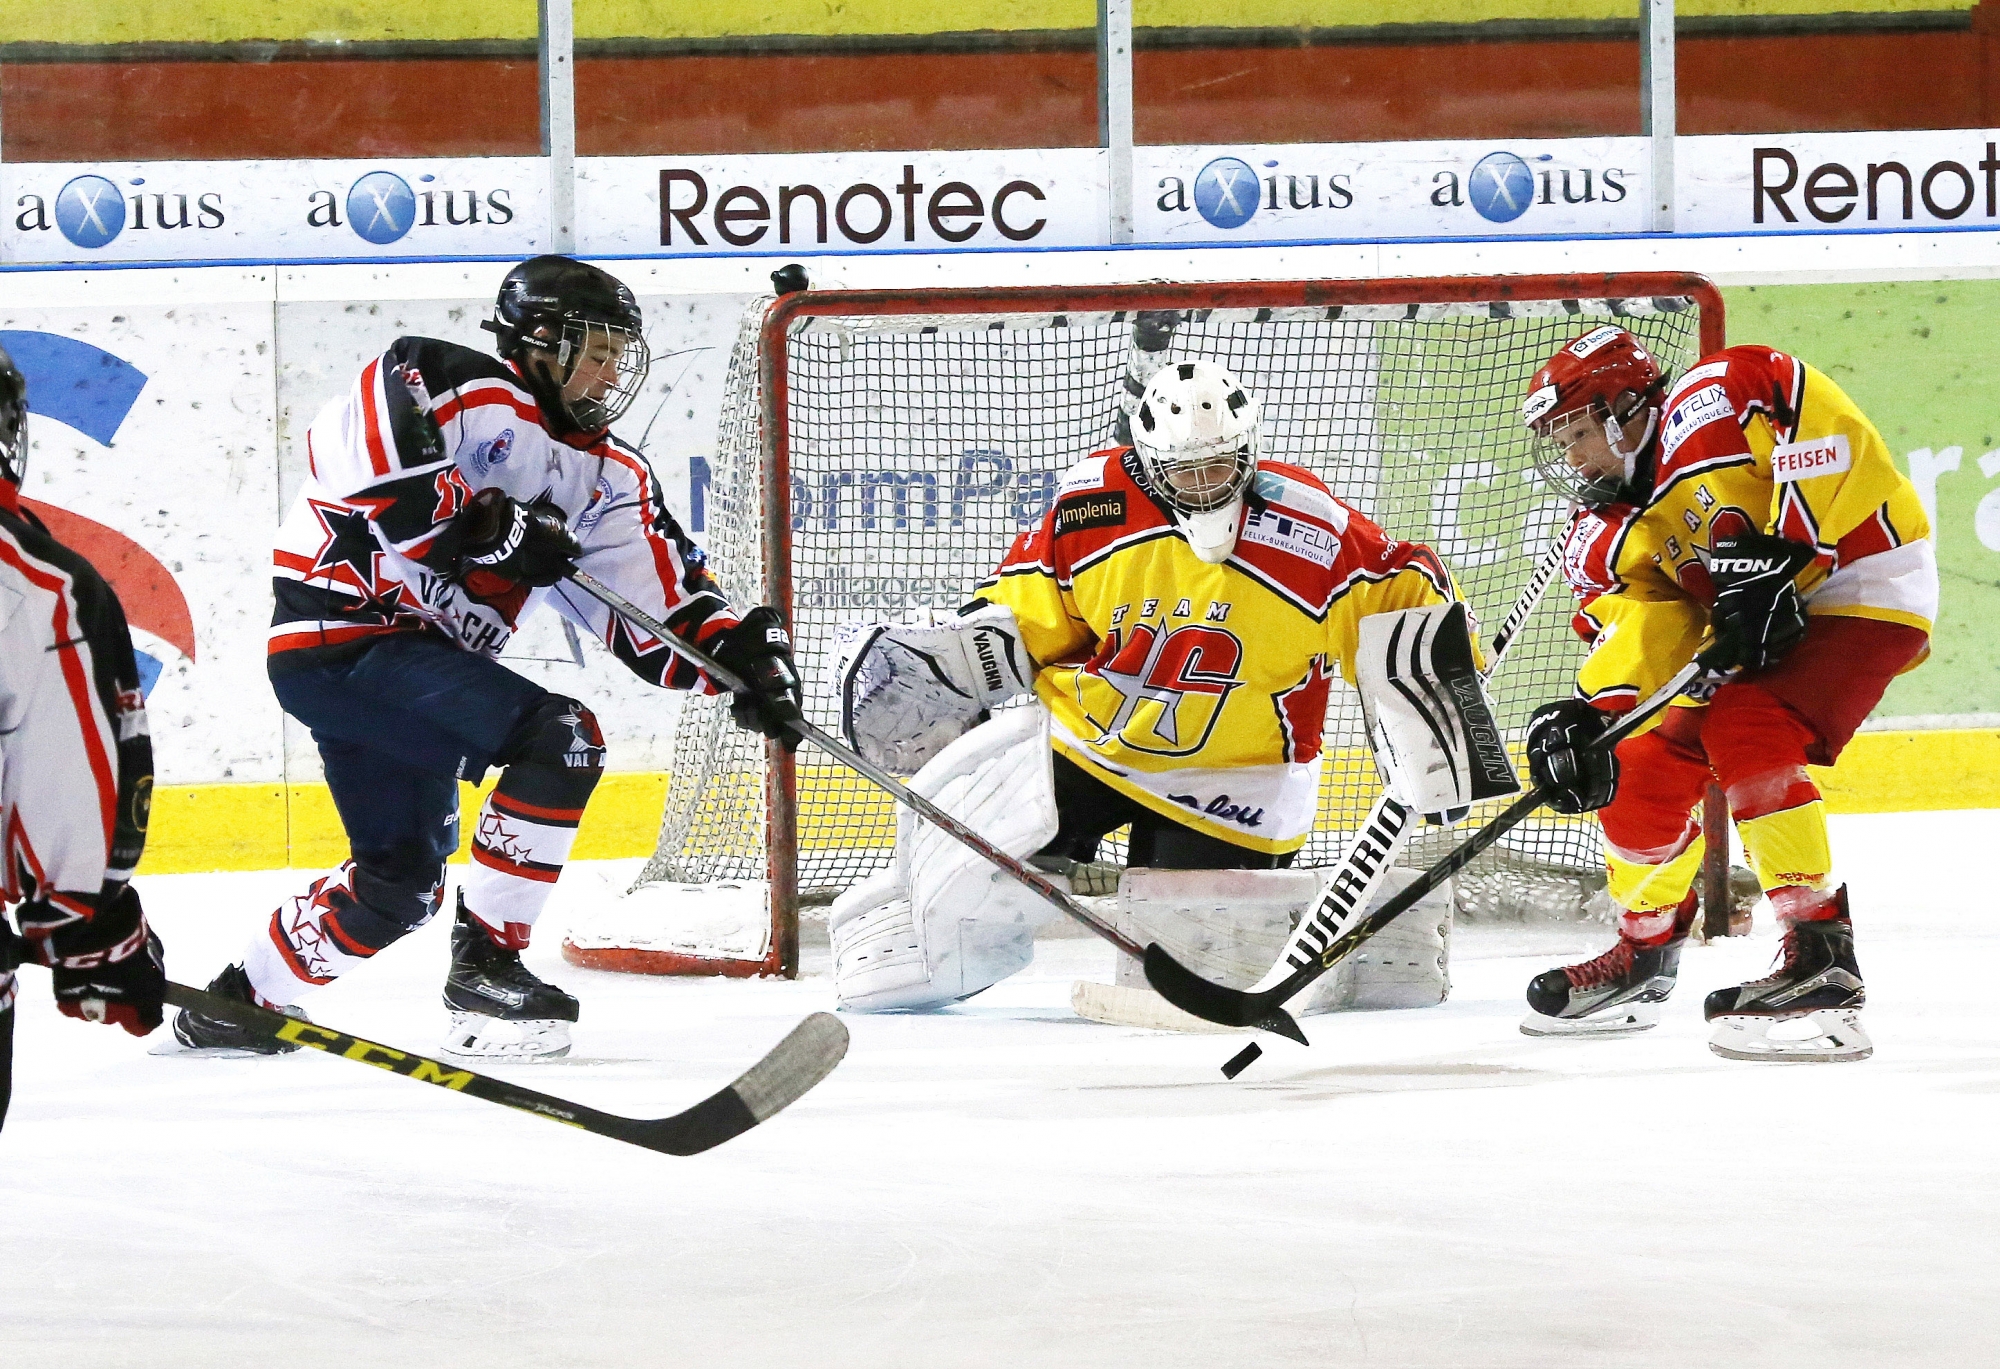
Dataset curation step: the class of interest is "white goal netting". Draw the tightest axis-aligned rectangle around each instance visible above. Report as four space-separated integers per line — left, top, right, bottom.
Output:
636 281 1713 960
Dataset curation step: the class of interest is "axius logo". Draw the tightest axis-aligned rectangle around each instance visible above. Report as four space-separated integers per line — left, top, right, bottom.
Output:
1160 156 1355 230
306 171 516 244
13 174 227 249
1435 151 1628 223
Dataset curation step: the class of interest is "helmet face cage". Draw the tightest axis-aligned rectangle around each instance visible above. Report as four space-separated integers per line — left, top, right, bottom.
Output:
1528 403 1628 506
550 316 650 432
1136 433 1258 514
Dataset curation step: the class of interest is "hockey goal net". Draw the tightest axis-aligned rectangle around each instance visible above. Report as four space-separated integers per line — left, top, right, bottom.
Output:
563 273 1725 978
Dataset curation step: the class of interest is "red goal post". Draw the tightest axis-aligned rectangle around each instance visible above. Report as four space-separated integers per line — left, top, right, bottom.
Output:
579 271 1729 979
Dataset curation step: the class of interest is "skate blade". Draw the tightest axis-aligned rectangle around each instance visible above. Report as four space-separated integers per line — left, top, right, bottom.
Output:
441 1013 574 1061
1519 1002 1662 1038
1708 1009 1872 1063
1070 980 1245 1034
149 1035 290 1060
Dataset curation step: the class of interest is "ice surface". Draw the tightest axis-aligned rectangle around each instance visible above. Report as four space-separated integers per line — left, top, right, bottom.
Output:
4 811 1998 1368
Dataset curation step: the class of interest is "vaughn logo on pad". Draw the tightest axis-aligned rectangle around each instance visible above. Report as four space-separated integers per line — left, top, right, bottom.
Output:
1770 433 1852 482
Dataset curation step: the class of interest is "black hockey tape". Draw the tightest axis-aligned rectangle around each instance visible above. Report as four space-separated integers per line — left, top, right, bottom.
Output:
1220 1042 1263 1080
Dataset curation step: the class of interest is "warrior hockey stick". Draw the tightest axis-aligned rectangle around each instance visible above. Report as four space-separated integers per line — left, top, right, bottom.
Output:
1147 645 1730 1042
1204 536 1565 1070
160 980 847 1156
562 570 1154 966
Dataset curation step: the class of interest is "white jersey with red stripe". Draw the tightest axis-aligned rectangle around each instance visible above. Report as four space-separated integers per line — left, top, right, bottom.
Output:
270 336 736 688
0 492 153 1010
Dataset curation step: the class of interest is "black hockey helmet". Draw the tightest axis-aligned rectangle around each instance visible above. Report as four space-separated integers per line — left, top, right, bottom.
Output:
0 341 26 491
483 255 650 437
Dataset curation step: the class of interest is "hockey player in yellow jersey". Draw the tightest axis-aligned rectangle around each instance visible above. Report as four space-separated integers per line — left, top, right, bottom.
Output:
826 360 1514 1015
1516 327 1935 1061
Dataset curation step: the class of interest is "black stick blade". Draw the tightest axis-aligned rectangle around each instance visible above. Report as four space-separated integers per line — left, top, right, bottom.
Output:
624 1012 851 1156
1142 944 1308 1045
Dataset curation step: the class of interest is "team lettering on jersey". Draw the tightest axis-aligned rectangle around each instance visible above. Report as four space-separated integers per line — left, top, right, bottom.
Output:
977 448 1460 853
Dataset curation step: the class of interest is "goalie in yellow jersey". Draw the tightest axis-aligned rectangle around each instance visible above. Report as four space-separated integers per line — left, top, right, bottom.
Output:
826 360 1517 1014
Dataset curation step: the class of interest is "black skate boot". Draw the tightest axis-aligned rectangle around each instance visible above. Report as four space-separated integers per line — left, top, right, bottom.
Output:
168 964 309 1056
1704 889 1869 1062
1520 896 1696 1038
441 902 579 1060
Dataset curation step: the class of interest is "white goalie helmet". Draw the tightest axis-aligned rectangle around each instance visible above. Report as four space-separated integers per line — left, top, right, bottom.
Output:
1131 359 1261 563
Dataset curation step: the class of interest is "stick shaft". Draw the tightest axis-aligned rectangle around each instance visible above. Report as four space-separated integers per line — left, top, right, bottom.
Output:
561 570 1146 959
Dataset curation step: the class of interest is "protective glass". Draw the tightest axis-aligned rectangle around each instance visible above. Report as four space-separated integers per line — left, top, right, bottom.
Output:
556 319 651 431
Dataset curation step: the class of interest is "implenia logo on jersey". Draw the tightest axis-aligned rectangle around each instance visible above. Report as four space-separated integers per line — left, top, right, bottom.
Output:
1436 150 1631 223
12 173 226 249
305 171 518 244
1160 155 1356 231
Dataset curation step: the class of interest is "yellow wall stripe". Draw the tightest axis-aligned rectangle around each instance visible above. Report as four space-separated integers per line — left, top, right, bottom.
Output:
134 727 1999 876
13 1 1964 48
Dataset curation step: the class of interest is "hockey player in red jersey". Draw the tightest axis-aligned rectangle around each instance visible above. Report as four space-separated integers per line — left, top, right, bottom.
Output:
1516 326 1934 1061
171 257 801 1060
0 342 165 1130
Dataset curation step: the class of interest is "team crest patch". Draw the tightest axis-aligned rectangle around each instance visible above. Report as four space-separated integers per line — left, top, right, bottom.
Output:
1053 490 1127 535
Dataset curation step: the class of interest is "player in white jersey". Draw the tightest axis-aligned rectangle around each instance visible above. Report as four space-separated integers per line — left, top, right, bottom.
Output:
171 257 801 1060
0 342 165 1130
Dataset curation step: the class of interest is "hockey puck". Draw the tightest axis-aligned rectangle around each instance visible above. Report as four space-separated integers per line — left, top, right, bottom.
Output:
1220 1042 1263 1079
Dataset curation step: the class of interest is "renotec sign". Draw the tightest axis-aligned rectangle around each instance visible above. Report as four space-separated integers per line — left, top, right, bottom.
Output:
4 130 1996 265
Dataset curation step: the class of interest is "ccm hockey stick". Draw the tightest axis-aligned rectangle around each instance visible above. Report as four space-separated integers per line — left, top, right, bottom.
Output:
1148 644 1733 1045
562 570 1153 965
161 982 846 1156
1206 535 1566 1073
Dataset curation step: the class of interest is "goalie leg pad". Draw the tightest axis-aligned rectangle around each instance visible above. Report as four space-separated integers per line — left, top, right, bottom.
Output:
830 708 1060 1011
1357 601 1519 820
1301 867 1454 1013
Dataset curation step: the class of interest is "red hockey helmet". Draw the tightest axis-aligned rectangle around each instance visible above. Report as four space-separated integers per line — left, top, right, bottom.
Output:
1520 326 1668 505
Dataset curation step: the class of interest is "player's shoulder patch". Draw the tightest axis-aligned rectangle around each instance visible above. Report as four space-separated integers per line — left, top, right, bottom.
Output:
1055 453 1115 498
1052 488 1129 537
1561 503 1639 596
1252 461 1349 532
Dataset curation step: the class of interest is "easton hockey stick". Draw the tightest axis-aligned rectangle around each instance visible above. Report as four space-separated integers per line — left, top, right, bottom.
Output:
561 570 1157 969
162 978 849 1156
1146 645 1731 1042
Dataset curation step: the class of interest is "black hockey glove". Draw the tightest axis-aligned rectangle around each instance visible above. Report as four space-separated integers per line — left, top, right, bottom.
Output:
1707 531 1814 672
710 606 805 751
37 883 167 1037
1525 698 1621 815
453 488 581 588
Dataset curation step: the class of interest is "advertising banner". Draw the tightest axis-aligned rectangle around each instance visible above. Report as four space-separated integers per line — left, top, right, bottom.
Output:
1135 138 1649 244
1683 130 2000 237
575 149 1106 257
3 159 549 264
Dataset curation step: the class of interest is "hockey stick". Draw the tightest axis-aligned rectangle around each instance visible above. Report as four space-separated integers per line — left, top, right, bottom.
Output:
163 978 848 1156
1181 536 1564 1071
1146 644 1731 1044
561 570 1152 965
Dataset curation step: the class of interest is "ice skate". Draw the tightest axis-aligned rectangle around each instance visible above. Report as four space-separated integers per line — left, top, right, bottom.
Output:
1520 897 1694 1038
163 963 310 1057
442 904 579 1060
1705 894 1869 1063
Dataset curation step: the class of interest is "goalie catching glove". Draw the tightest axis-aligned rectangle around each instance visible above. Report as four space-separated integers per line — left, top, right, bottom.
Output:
1356 600 1520 823
836 602 1036 774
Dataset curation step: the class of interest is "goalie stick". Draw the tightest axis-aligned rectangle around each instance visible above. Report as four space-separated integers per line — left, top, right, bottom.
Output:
561 570 1154 965
1199 536 1564 1070
1146 643 1733 1044
166 977 847 1156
